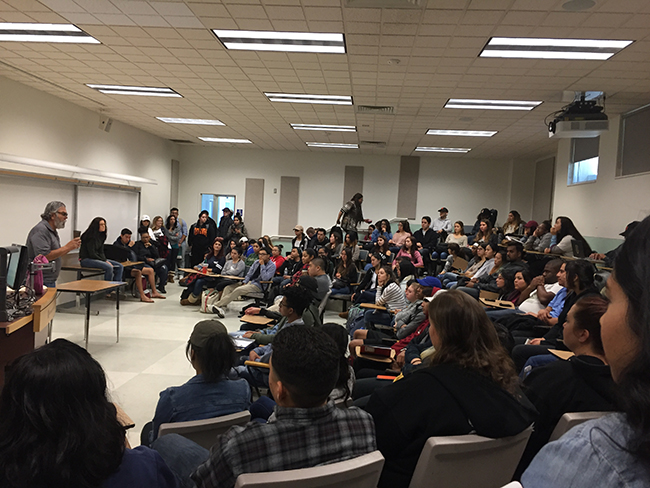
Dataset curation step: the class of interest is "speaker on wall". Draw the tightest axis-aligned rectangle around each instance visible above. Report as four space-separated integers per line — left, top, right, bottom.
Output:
99 115 113 132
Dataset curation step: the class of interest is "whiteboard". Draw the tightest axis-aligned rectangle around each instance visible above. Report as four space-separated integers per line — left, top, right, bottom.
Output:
76 186 140 242
0 175 75 247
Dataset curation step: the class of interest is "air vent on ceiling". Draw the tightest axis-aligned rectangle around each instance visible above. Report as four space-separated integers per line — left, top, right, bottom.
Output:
357 105 394 114
169 139 194 144
346 0 424 8
360 141 387 148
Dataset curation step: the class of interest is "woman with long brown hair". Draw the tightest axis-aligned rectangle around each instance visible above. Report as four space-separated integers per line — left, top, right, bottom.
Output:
367 290 536 488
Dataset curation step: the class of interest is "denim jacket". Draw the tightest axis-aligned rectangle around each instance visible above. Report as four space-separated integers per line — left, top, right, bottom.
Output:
149 372 251 444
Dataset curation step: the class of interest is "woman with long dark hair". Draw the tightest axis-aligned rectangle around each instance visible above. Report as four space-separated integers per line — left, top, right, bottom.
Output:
367 290 536 488
545 216 593 257
165 214 181 279
331 247 358 296
344 230 361 262
474 218 496 246
502 210 523 236
143 320 250 446
393 235 423 269
337 192 371 233
522 216 650 486
321 323 355 402
0 339 177 488
79 216 124 282
188 210 216 267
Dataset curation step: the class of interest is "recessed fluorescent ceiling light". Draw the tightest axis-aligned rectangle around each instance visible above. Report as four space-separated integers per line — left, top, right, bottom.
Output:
415 147 471 153
480 37 633 60
306 142 358 149
157 117 224 125
426 129 497 137
445 99 542 111
87 84 182 97
199 137 252 144
292 124 356 132
213 30 345 54
0 23 100 43
265 93 352 105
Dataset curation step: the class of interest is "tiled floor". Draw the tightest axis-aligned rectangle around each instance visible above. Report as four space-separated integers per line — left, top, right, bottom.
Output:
50 281 345 447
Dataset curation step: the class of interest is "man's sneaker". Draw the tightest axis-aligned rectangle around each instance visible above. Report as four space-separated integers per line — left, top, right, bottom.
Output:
213 306 225 318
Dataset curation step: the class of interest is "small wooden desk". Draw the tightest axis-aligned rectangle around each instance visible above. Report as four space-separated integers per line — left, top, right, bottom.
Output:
56 280 126 349
0 288 57 387
240 315 274 327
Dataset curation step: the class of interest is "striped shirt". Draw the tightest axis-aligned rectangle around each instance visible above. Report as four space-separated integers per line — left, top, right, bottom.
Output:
376 282 407 310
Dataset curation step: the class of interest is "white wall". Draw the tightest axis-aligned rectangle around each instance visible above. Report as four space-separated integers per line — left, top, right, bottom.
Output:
178 145 528 236
552 115 650 240
0 75 176 245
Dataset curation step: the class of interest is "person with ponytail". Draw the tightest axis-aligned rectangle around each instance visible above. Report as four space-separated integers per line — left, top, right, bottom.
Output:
143 320 250 446
522 215 650 487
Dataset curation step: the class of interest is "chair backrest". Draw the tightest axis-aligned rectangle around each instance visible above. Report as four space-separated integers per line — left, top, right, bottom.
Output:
318 289 332 317
408 426 533 488
358 249 369 262
549 411 610 442
234 450 385 488
158 410 251 449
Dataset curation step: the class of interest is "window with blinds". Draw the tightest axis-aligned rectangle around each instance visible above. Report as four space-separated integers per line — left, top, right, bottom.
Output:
568 137 599 185
619 104 650 177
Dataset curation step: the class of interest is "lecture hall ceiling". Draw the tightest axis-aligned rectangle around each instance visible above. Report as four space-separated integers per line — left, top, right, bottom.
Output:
1 0 650 159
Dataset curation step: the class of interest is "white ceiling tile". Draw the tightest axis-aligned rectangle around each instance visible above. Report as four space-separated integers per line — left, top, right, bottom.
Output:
129 14 170 27
166 15 204 28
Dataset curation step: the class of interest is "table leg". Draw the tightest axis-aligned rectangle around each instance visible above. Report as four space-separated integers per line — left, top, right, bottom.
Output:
84 293 91 349
116 286 120 343
47 319 53 344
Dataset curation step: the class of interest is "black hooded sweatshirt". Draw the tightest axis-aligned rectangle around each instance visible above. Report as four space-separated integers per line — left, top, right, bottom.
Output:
366 363 537 488
514 355 616 478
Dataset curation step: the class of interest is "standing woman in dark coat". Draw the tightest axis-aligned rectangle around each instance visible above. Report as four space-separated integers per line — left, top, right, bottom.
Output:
217 207 234 239
366 290 536 488
79 216 124 282
188 210 216 267
337 193 371 233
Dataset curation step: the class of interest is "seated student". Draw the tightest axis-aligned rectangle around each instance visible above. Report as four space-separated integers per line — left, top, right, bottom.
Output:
389 220 412 254
368 235 392 269
504 241 527 270
521 216 650 488
79 217 124 283
366 290 536 488
351 281 425 350
181 244 245 306
142 320 251 446
524 220 552 252
317 246 335 276
413 216 438 273
473 218 497 247
114 228 165 302
153 326 377 488
308 227 329 250
589 221 639 266
291 225 309 253
343 230 361 262
308 257 332 302
438 243 463 274
0 339 177 488
544 216 593 257
432 207 452 238
352 266 407 335
211 247 276 318
520 220 537 244
328 230 343 258
469 207 492 236
485 259 563 320
331 247 359 295
269 245 285 271
133 230 168 294
494 268 532 305
500 210 523 239
306 226 315 240
364 224 375 242
351 252 382 305
443 243 488 289
371 219 393 243
514 295 615 478
395 258 417 292
269 247 316 304
244 240 260 266
393 236 423 269
457 247 507 298
432 220 469 261
235 285 318 388
272 247 302 286
150 216 171 267
463 241 496 283
511 260 598 372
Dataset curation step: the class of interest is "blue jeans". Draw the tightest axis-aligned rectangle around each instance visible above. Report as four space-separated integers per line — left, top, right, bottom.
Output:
364 309 393 329
152 434 209 488
438 272 458 288
431 251 448 260
79 258 123 282
331 286 350 296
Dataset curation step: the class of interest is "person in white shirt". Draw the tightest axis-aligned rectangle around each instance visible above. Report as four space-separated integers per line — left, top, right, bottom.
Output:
432 207 452 235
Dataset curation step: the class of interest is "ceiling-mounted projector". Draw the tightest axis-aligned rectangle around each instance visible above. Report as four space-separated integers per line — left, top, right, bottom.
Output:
548 93 609 138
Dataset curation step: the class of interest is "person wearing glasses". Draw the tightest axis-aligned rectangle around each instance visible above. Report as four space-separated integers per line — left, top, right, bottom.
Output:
27 201 81 288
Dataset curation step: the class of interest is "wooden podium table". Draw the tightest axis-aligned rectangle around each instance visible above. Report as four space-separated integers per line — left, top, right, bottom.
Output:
56 280 126 349
0 288 57 387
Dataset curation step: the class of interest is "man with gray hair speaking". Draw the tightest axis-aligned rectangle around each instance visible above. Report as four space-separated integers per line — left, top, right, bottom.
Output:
26 201 81 288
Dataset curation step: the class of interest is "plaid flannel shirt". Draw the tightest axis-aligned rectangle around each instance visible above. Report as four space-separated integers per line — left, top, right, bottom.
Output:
191 400 377 488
